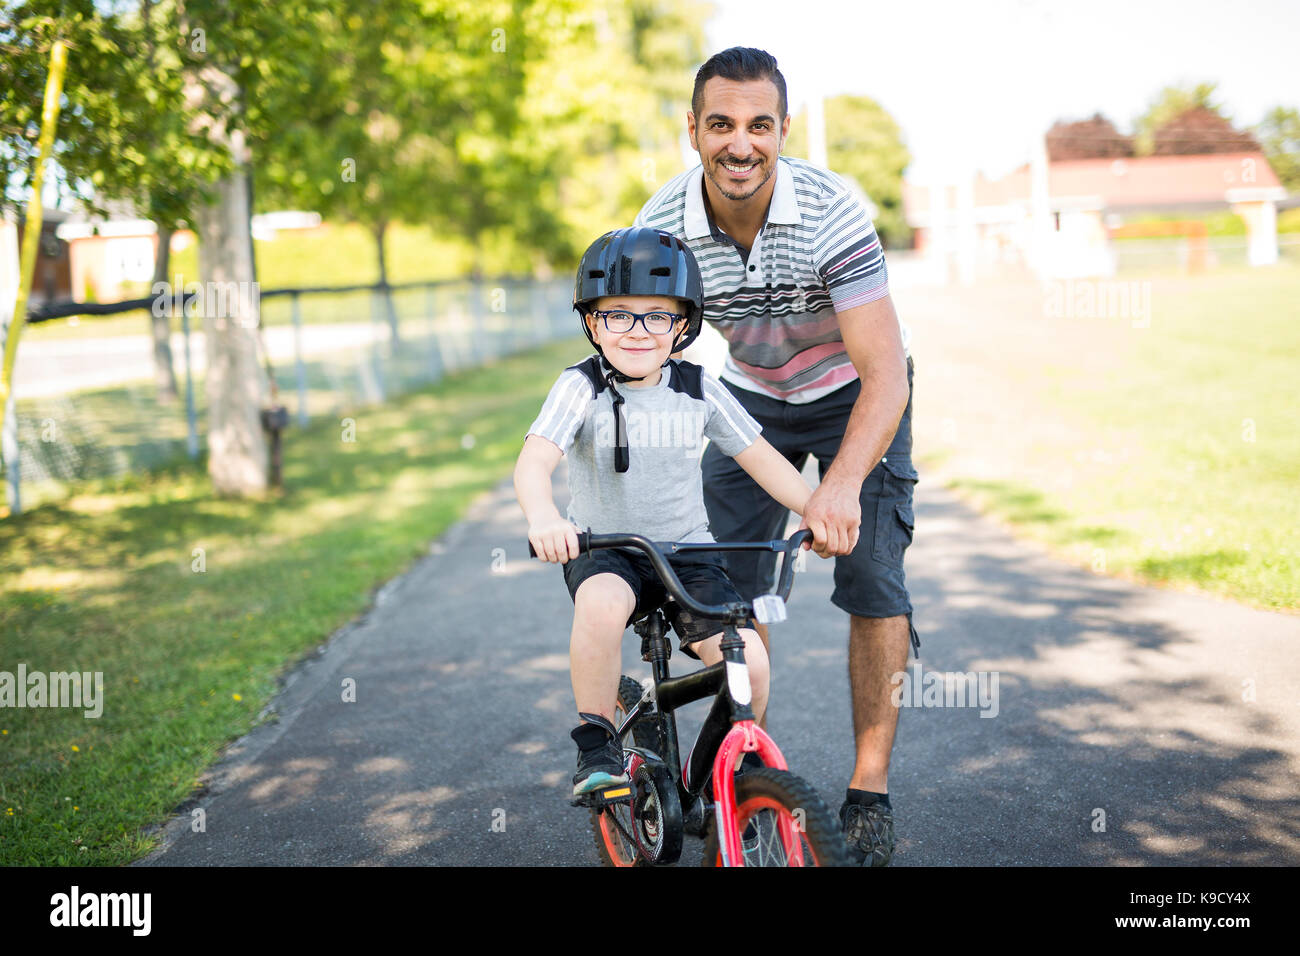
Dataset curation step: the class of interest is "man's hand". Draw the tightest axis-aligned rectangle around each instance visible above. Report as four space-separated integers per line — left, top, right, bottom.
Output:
798 475 861 558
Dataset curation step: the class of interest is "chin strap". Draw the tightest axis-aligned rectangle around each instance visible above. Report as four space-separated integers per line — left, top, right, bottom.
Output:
601 359 632 474
596 345 680 475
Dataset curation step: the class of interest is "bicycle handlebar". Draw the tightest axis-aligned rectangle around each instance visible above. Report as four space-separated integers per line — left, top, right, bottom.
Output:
528 529 812 625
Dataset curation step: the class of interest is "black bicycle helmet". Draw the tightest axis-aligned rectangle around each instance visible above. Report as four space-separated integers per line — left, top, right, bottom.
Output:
573 227 704 358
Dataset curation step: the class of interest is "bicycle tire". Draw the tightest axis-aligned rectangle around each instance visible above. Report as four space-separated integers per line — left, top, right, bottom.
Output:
591 675 667 867
700 767 850 867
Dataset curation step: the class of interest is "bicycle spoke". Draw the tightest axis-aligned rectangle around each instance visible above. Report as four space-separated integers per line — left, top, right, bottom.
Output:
605 806 638 853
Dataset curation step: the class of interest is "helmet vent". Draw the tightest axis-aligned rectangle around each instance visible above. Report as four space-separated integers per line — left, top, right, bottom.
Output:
587 269 605 279
659 235 672 246
649 266 671 276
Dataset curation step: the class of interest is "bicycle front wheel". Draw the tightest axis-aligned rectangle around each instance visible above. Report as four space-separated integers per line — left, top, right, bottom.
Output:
701 768 849 867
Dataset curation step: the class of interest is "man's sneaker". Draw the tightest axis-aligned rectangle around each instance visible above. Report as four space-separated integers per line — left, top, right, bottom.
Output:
571 714 628 798
840 799 895 867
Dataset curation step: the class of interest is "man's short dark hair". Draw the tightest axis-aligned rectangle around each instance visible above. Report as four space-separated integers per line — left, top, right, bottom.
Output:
692 47 787 121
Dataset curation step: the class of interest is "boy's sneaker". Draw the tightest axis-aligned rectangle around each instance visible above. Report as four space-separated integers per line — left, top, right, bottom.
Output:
840 799 895 867
570 714 628 799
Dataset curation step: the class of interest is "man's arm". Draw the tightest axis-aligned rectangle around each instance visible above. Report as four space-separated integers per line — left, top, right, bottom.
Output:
800 294 909 557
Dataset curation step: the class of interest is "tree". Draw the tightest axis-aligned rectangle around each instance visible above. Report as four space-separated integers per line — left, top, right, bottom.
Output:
785 94 911 249
0 32 65 506
172 0 344 496
1 0 227 403
1255 106 1300 193
257 1 536 281
1152 106 1260 155
509 0 709 268
1132 82 1258 156
1045 113 1133 161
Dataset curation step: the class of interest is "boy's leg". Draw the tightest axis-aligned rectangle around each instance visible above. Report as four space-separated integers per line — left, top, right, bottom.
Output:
689 627 769 726
568 573 637 724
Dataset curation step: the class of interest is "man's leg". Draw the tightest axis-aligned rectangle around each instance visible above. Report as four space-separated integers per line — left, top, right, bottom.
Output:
811 359 916 865
847 614 911 792
701 384 805 729
691 626 770 726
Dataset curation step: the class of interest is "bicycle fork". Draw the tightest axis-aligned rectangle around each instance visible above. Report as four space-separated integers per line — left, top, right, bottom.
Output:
709 625 806 867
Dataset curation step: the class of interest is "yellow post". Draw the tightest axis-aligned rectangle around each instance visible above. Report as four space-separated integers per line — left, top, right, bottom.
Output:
0 39 69 448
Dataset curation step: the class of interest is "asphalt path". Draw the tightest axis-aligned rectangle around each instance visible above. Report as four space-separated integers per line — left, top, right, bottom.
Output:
138 464 1300 866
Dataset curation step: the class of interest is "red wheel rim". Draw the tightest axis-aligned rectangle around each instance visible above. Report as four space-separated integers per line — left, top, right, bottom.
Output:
598 809 639 867
714 795 813 867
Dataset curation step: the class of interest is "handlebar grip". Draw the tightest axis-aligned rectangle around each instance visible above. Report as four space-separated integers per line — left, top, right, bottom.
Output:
527 531 592 559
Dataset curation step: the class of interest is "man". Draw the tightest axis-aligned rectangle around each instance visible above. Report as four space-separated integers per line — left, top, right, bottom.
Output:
635 47 917 866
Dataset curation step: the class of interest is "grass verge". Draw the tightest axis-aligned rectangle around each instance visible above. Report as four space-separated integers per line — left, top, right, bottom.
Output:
910 264 1299 612
0 336 589 865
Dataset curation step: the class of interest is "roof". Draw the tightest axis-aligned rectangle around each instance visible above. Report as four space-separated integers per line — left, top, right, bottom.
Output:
1050 152 1283 209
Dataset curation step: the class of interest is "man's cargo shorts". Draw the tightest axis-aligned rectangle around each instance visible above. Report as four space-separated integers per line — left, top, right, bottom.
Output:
701 357 918 632
562 548 757 661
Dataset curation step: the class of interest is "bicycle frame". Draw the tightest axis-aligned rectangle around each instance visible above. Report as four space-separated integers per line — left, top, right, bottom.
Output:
529 528 813 865
599 530 813 866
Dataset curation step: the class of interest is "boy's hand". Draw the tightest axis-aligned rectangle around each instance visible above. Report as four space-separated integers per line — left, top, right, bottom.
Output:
528 517 582 563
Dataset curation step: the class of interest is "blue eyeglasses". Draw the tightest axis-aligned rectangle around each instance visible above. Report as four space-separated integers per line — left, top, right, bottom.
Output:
590 309 686 335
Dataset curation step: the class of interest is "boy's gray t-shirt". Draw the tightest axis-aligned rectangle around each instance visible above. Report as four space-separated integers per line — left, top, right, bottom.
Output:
527 358 762 543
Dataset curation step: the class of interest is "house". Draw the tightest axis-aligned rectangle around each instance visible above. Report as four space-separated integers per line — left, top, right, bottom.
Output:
53 207 325 303
10 207 74 305
903 146 1288 280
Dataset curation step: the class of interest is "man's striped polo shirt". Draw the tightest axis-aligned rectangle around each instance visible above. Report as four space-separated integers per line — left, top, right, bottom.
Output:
635 156 909 404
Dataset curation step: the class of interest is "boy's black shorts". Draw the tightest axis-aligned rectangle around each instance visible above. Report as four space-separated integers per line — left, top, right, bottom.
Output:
562 548 756 660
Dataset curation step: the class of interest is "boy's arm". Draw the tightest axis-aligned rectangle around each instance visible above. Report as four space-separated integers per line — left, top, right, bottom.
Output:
514 433 580 562
731 435 813 516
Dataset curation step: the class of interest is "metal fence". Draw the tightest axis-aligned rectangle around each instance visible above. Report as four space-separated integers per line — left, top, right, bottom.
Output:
3 277 575 512
1112 233 1300 273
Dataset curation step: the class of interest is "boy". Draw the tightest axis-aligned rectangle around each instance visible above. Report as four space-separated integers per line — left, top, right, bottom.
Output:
513 226 818 799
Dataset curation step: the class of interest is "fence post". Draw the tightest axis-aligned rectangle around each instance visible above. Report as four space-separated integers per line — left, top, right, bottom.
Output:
383 283 401 356
531 279 548 347
291 291 309 427
367 287 387 402
180 299 199 460
470 278 486 364
425 282 444 382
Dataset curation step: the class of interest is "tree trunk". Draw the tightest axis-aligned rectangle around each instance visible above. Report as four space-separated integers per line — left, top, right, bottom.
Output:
150 225 179 402
375 219 400 347
195 159 267 496
375 218 389 288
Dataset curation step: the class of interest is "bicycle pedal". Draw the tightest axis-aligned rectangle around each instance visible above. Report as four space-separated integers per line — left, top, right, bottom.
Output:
572 784 633 809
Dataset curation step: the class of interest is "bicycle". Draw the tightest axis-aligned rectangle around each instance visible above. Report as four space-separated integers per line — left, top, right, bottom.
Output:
529 528 849 867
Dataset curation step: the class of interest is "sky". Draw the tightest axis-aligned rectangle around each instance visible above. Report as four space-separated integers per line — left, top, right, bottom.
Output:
703 0 1300 184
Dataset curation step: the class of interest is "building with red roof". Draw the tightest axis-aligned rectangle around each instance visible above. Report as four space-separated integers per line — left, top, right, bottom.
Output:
904 147 1288 279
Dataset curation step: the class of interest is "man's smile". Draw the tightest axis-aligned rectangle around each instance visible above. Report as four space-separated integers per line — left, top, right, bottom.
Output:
721 159 758 177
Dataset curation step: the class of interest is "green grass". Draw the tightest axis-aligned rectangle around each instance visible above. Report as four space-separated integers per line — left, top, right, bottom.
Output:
0 336 591 865
915 264 1300 611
